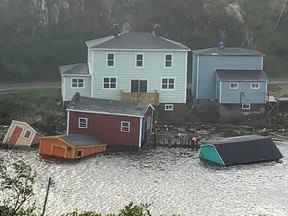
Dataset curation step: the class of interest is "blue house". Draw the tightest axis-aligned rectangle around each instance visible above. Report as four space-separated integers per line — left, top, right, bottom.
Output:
191 47 267 112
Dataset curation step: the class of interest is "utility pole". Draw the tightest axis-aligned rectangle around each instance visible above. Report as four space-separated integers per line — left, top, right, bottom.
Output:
41 177 53 216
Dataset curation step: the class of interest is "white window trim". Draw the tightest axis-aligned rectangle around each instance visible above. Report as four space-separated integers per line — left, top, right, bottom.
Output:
23 130 31 139
251 82 260 90
107 53 115 68
78 118 88 129
161 77 176 90
130 80 149 93
71 78 85 89
229 82 239 90
135 53 144 68
164 53 173 68
103 76 118 89
120 121 131 133
164 104 174 111
241 104 251 111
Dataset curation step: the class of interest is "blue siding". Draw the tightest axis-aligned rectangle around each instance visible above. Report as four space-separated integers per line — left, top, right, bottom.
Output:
193 55 264 101
218 81 267 104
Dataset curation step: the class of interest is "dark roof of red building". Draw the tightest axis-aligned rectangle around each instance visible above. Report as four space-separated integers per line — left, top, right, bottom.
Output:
62 134 103 147
216 70 267 81
67 94 154 117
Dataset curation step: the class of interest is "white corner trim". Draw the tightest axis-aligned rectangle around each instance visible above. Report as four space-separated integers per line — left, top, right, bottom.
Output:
66 110 70 136
184 52 188 103
219 81 222 104
196 55 200 99
138 118 143 148
91 52 95 97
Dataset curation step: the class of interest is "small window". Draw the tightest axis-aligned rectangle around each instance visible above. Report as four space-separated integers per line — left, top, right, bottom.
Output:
162 78 175 89
121 121 130 133
107 53 114 67
229 82 239 90
24 130 31 139
79 118 88 129
165 54 173 67
241 104 251 111
76 151 82 158
164 104 174 111
103 77 117 89
251 82 260 90
72 79 85 88
136 54 144 67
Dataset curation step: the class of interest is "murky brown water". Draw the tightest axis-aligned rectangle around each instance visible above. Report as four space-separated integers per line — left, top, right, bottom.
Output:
1 143 288 216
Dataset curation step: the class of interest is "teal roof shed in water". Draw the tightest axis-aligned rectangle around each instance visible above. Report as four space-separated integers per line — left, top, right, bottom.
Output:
199 135 283 166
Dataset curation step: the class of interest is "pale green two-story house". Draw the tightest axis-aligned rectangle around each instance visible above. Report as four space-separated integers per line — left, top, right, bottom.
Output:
60 32 190 111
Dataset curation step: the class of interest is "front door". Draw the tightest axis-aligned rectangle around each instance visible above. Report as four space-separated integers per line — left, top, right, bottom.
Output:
131 80 147 93
9 126 23 145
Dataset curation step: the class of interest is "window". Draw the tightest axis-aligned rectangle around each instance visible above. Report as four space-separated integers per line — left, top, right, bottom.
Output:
72 79 84 88
121 121 131 133
103 77 117 89
76 151 82 158
251 82 260 90
107 53 114 67
241 104 251 111
162 78 175 89
164 104 174 111
136 54 144 67
229 82 239 90
165 54 173 67
131 80 147 93
79 118 88 129
24 130 31 139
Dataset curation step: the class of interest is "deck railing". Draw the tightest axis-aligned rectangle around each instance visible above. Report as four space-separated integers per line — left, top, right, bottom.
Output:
120 90 160 105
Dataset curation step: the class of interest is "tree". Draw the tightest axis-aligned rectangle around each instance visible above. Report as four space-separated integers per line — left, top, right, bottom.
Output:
0 159 37 216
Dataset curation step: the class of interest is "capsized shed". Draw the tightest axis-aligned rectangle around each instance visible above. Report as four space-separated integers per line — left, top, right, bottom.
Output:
199 135 283 166
2 120 39 147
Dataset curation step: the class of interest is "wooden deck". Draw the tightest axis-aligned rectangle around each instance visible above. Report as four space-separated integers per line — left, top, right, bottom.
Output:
121 91 160 105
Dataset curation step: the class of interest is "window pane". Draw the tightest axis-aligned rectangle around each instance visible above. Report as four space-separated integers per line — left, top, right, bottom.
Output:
131 80 139 93
162 79 168 89
169 79 174 89
72 79 78 87
140 80 147 92
78 79 84 87
165 61 172 67
107 54 114 66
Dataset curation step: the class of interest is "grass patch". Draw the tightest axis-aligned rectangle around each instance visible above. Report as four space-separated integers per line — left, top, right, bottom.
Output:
269 84 288 97
0 88 65 135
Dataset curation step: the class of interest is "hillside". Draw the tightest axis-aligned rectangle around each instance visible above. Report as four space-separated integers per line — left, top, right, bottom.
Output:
0 0 287 82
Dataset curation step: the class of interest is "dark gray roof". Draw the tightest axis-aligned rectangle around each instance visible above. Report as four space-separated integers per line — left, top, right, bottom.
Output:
62 134 104 147
59 63 89 75
216 70 267 81
193 47 264 56
88 32 190 50
206 135 270 145
67 94 152 117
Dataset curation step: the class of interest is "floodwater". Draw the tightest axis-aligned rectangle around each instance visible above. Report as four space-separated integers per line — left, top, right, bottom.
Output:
1 143 288 216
